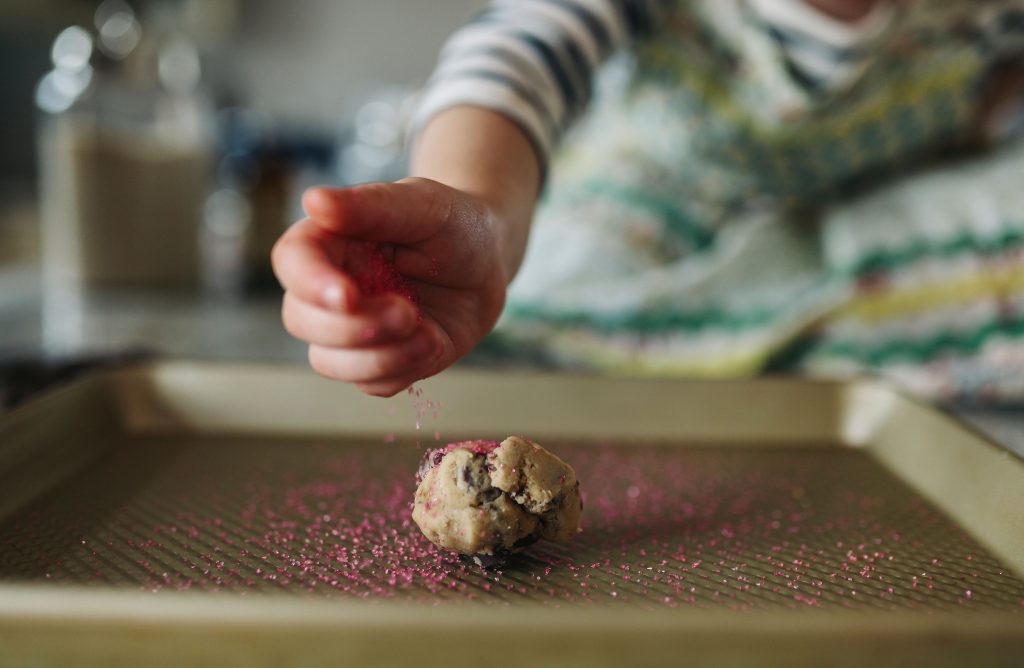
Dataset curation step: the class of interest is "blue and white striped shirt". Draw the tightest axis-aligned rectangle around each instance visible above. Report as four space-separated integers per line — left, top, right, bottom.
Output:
412 0 1024 165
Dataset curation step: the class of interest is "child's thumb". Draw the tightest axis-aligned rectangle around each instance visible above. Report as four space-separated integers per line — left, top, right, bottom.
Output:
302 179 451 243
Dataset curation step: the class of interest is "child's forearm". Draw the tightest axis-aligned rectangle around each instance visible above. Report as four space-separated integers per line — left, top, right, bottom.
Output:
410 106 541 282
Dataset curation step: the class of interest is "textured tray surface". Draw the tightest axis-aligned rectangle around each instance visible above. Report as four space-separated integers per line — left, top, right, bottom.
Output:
1 435 1022 612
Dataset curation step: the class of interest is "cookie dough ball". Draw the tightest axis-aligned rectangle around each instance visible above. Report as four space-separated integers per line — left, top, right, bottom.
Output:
412 436 582 556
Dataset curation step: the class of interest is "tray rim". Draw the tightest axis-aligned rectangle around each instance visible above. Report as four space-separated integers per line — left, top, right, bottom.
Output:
0 585 1022 667
5 358 1020 450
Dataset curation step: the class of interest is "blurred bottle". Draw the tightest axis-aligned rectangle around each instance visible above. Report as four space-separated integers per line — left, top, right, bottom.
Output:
201 108 335 301
36 0 213 292
336 87 412 185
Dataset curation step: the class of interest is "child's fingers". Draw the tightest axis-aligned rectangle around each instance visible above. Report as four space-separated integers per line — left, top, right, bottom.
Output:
354 376 423 398
271 219 360 312
306 327 443 384
303 179 462 244
353 367 442 397
282 291 418 348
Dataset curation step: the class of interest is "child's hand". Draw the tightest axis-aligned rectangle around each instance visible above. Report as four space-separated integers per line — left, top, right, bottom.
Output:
272 178 508 397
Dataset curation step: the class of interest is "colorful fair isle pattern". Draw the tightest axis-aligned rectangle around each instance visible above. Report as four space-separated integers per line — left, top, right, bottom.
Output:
495 0 1024 402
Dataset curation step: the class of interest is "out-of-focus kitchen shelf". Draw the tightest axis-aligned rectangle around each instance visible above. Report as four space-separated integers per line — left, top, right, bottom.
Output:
0 261 305 363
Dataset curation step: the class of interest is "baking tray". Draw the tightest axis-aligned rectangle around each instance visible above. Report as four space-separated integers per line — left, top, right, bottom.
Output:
0 361 1022 667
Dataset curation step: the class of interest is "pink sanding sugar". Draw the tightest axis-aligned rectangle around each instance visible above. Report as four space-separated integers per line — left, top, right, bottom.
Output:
1 439 1023 611
342 242 443 444
346 241 417 305
442 440 499 456
405 385 444 443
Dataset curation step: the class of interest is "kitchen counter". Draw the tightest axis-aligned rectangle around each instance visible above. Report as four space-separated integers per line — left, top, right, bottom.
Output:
0 262 305 363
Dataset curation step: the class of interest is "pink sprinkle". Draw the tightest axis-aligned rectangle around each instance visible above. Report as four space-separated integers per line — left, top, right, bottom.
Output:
5 441 1021 612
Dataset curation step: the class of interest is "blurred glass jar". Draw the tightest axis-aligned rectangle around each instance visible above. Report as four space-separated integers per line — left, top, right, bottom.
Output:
36 1 213 289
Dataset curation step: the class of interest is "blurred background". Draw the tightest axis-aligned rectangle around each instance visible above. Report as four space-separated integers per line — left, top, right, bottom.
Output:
3 0 1024 456
0 0 483 405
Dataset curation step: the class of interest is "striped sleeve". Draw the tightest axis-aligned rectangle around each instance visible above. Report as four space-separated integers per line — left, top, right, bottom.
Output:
744 0 895 96
411 0 663 169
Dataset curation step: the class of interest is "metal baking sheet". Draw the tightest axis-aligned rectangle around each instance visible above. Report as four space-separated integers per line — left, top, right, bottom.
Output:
0 362 1022 667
